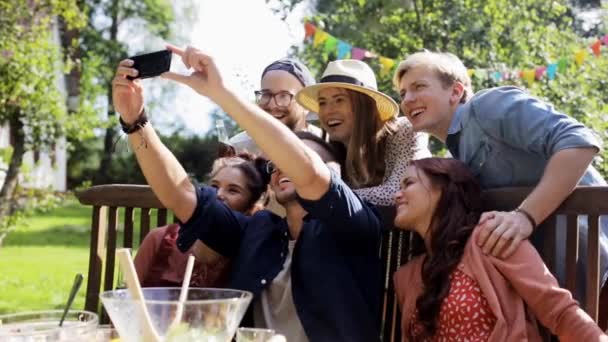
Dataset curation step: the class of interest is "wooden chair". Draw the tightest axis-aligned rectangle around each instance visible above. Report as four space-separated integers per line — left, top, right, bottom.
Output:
76 184 608 338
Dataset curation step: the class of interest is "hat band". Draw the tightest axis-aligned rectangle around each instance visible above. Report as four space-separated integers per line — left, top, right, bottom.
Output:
320 75 367 87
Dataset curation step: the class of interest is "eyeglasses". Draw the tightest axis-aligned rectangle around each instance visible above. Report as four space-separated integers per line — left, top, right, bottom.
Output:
265 160 278 174
254 90 295 107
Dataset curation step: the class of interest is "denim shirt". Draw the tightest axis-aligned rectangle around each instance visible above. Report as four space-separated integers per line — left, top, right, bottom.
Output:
177 171 382 342
446 86 605 189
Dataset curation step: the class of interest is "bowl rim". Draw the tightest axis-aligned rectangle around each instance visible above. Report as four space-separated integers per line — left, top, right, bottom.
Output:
0 310 98 337
99 287 253 305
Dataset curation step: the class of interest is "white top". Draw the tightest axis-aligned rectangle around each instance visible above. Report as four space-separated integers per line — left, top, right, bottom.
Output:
228 124 323 155
253 240 309 342
353 116 431 206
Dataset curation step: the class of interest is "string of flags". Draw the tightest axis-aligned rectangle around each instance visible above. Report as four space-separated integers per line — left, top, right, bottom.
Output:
304 21 608 86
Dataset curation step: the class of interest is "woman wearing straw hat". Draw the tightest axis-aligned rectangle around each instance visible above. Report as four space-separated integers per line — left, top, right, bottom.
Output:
296 59 431 206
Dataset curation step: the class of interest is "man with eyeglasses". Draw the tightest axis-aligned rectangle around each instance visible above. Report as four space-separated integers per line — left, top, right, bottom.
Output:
228 59 323 155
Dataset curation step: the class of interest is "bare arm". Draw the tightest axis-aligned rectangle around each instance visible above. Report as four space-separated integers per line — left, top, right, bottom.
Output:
162 45 331 200
112 59 196 222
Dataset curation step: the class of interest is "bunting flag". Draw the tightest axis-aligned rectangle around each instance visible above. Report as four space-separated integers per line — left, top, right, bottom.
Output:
351 47 367 60
337 40 352 59
313 29 329 48
379 56 396 76
304 22 316 41
303 21 607 86
591 40 602 57
546 63 557 80
575 49 587 65
324 36 338 54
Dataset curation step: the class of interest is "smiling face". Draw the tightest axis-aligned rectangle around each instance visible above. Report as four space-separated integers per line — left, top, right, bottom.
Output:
398 66 463 140
317 87 355 145
393 165 442 237
210 166 253 213
259 70 308 131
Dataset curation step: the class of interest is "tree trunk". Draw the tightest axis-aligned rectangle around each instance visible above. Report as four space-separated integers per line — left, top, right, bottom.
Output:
0 116 26 221
95 0 120 185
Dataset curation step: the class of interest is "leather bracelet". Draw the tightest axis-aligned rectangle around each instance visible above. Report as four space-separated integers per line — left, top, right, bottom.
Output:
119 109 148 134
514 207 537 229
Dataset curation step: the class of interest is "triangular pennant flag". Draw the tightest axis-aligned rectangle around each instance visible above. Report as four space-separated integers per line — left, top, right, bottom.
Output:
546 63 557 80
602 34 608 45
467 69 475 77
324 35 338 54
574 49 587 65
313 29 329 48
351 47 367 60
557 57 569 73
337 40 351 59
304 22 316 41
591 40 601 57
522 69 535 86
535 66 546 80
379 56 396 76
491 71 502 82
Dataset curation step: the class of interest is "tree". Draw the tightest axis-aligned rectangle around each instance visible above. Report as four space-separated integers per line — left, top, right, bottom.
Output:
274 0 608 175
70 0 175 184
0 1 91 219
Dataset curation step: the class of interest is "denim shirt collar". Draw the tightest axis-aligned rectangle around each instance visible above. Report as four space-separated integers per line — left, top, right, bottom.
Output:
447 104 465 135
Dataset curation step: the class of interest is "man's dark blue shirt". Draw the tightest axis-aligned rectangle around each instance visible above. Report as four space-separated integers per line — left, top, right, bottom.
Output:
177 171 382 341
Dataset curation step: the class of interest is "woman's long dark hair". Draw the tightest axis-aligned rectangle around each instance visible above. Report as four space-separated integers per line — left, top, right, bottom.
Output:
330 90 398 188
406 158 482 341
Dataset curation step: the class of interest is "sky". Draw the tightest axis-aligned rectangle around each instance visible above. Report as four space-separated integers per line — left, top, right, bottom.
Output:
160 0 311 135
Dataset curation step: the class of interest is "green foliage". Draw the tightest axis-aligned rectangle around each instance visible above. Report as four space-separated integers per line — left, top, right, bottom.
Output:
0 187 65 239
67 132 222 187
0 0 92 149
277 0 608 175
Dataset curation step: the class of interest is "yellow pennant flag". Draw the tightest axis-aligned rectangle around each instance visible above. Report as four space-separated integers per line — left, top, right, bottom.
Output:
574 49 587 65
467 69 475 77
313 30 329 48
379 56 395 76
522 69 535 86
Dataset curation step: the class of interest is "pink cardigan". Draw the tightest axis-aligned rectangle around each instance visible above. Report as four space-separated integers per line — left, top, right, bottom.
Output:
394 227 607 341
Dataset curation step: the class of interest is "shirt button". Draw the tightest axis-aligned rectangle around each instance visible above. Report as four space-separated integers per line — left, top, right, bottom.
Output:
261 279 267 285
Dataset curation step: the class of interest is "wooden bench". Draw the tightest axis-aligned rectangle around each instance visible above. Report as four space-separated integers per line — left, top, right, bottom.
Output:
76 184 608 340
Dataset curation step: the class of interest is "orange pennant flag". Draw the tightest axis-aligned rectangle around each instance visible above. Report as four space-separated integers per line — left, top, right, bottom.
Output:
313 29 329 48
591 40 601 57
574 49 587 65
304 22 316 40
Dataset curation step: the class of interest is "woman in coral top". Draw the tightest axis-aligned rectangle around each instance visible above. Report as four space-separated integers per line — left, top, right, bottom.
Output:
393 157 607 341
134 153 269 288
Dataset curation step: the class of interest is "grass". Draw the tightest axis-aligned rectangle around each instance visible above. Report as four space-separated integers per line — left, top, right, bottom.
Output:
0 197 161 315
0 200 90 314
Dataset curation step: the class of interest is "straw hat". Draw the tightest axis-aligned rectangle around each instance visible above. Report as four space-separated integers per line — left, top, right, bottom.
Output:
296 59 398 121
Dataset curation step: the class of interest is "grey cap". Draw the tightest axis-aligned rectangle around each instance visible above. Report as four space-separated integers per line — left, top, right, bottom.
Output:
261 59 316 87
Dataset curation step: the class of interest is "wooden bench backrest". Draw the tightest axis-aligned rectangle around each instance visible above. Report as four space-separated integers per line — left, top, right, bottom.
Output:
76 185 608 337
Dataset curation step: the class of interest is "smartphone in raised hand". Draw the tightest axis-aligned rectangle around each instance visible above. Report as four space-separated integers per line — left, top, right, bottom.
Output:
127 49 172 80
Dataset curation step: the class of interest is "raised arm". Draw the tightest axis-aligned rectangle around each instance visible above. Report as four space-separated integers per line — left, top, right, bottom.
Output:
161 45 330 200
112 59 196 222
